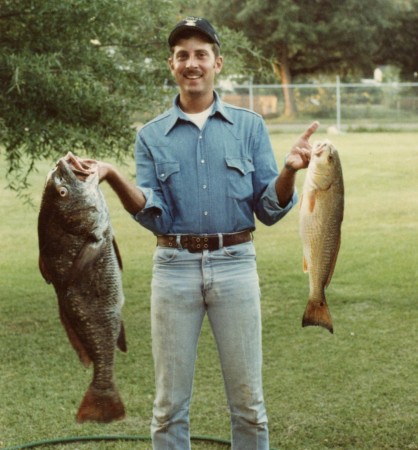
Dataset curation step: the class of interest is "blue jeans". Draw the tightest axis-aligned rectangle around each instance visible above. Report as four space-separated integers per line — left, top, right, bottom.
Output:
150 242 269 449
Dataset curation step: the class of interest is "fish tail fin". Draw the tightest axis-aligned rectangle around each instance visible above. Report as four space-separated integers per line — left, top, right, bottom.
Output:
76 384 125 423
302 299 333 334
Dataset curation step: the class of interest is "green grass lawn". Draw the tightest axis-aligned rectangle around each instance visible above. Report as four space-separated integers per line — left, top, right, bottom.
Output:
1 131 417 450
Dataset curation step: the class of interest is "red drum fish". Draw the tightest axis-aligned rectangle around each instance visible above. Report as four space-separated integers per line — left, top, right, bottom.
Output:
38 153 127 422
299 140 344 333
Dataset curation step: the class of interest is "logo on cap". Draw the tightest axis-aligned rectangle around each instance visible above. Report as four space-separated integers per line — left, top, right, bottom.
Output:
184 17 199 26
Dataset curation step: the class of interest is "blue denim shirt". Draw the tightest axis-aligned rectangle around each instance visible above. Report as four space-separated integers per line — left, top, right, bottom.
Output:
134 91 297 235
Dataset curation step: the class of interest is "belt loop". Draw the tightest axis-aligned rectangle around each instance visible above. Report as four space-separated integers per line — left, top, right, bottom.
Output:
176 235 182 248
217 233 223 249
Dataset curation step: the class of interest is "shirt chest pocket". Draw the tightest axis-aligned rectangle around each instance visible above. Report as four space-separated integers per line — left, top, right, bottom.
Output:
155 162 181 202
156 162 180 183
225 158 255 200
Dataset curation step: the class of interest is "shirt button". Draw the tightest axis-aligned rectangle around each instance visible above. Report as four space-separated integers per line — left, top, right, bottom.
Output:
201 159 205 164
160 173 165 178
199 135 203 139
202 184 207 189
203 211 208 216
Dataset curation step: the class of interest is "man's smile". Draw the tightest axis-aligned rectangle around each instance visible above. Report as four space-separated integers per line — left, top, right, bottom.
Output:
183 71 202 80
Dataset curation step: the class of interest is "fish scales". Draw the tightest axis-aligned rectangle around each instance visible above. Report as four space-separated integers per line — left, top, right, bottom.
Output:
299 140 344 333
38 155 127 423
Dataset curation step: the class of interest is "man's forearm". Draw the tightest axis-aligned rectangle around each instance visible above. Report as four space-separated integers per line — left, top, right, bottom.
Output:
106 168 146 216
275 166 296 207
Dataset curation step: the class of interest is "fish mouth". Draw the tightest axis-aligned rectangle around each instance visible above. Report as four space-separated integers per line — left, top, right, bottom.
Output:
54 155 98 184
313 140 333 158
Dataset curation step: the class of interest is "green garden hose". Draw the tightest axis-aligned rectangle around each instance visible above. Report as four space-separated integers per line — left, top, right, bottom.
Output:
3 435 235 450
3 434 279 449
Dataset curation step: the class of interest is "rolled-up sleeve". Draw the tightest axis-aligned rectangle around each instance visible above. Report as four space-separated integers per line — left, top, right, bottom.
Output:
257 177 298 225
251 119 297 226
132 132 173 234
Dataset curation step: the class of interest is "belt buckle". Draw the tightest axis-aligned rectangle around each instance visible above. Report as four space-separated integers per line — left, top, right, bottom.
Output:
189 235 212 252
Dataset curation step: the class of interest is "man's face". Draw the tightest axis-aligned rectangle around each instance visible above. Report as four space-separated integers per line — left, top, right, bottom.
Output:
168 36 223 99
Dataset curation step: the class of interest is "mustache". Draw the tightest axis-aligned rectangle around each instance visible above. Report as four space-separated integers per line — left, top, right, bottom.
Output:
183 69 203 77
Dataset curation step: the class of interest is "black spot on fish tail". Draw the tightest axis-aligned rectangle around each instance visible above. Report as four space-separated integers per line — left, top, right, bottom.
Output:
302 300 334 334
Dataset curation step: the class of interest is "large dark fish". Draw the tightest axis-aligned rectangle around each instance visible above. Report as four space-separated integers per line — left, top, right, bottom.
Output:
299 140 344 334
38 153 127 423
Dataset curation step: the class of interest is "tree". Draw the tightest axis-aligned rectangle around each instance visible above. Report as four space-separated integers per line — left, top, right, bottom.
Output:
0 0 255 194
374 0 418 80
0 0 178 192
203 0 396 117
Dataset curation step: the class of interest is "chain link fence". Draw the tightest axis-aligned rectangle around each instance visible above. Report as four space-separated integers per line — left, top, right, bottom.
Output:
218 79 418 132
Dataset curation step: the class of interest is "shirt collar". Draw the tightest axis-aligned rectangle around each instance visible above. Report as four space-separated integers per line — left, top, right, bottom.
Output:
164 91 234 135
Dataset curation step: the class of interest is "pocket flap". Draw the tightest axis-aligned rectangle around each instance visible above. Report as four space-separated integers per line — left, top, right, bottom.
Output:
225 158 255 176
155 162 180 182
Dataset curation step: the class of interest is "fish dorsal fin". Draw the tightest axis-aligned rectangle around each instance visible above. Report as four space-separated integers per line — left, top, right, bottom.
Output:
325 235 341 287
59 306 92 367
39 255 52 284
112 237 123 271
117 321 127 352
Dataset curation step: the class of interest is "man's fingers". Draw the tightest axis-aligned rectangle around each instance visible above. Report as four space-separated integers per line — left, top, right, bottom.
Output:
295 146 311 165
301 121 320 140
63 152 97 177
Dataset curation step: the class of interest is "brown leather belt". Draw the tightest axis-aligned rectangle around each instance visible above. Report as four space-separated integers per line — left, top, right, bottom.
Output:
156 230 252 253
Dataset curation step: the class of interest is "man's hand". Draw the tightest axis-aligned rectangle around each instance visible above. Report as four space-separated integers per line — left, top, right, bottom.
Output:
63 152 115 183
64 152 97 179
69 155 146 215
82 159 115 183
284 121 319 172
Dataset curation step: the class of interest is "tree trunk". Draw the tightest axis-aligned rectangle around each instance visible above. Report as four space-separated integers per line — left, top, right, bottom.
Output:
272 46 297 118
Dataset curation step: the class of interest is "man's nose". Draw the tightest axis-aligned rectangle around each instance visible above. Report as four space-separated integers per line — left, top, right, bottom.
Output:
186 56 198 68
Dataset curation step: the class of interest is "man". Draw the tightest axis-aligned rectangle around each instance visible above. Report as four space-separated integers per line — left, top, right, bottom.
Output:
93 16 318 450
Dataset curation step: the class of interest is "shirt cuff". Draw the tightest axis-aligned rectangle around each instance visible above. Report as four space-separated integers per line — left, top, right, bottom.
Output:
263 178 298 212
133 186 162 221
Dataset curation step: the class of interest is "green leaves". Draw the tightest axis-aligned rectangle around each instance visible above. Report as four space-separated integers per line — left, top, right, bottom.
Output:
0 0 176 192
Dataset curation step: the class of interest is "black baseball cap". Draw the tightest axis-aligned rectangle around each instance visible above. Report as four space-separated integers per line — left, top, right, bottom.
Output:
168 16 221 47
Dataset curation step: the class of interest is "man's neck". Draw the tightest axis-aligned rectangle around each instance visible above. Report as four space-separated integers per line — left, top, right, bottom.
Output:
178 92 215 114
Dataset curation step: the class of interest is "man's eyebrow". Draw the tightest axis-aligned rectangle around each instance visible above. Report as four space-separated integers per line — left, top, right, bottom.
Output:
175 48 210 55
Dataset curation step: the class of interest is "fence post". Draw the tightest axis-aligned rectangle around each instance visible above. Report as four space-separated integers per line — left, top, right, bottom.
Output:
336 75 341 131
249 76 254 111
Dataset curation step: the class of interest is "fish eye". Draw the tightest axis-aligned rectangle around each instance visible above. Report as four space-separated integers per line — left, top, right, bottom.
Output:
58 186 68 197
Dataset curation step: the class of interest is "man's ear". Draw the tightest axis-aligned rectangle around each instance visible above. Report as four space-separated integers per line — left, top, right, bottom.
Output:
168 56 176 73
214 55 224 74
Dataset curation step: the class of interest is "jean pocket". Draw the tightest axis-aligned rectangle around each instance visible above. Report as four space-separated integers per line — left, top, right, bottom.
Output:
153 246 179 263
222 242 256 259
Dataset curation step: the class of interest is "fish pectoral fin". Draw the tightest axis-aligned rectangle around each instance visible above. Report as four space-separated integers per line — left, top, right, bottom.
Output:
308 191 316 213
59 306 92 367
303 256 309 273
39 255 52 284
117 321 127 353
325 235 341 288
71 239 106 277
